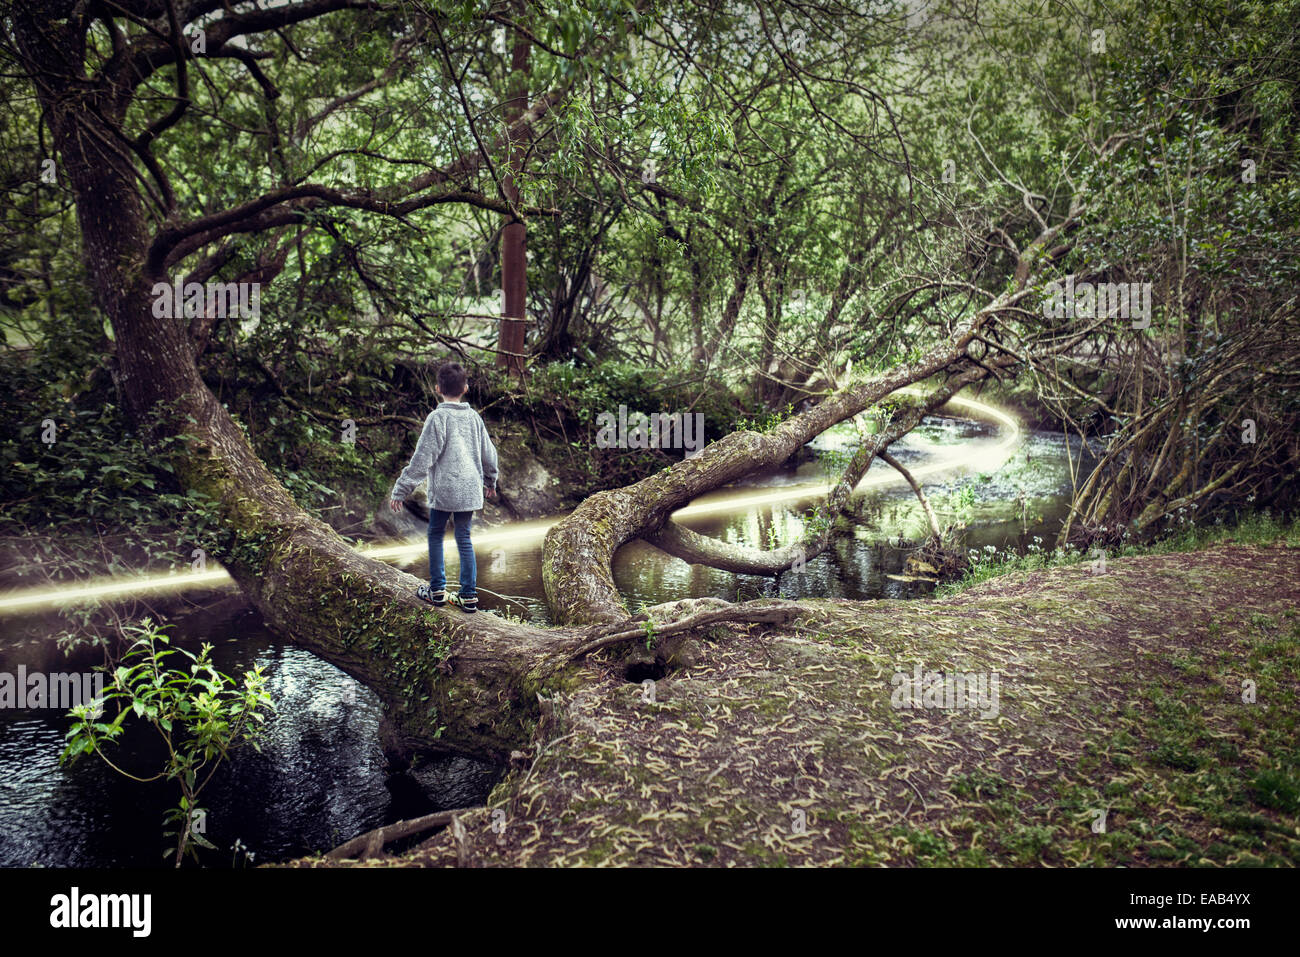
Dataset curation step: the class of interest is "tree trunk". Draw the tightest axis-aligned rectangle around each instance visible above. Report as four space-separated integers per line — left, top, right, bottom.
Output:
12 12 579 762
642 366 995 576
496 5 530 376
543 324 1000 626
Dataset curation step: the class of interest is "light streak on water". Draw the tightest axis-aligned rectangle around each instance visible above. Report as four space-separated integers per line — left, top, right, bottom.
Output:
0 391 1020 615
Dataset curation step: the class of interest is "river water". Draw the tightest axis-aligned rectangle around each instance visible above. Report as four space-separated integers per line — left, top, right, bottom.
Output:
0 408 1090 867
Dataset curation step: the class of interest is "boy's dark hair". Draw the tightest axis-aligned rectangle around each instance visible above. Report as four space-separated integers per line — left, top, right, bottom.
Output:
437 361 468 398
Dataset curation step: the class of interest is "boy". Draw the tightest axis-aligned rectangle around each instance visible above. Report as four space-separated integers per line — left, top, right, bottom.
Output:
388 361 499 613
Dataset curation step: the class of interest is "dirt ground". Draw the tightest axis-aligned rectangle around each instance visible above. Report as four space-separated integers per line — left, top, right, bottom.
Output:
300 540 1300 867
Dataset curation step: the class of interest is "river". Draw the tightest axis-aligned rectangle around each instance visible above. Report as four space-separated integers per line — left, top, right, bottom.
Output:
0 399 1091 866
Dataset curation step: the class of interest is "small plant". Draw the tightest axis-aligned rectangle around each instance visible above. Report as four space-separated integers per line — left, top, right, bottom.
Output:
61 618 274 867
803 505 832 539
1251 768 1300 813
736 402 792 433
230 837 258 869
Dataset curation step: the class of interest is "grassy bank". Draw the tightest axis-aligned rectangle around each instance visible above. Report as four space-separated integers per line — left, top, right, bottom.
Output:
298 531 1299 867
937 511 1300 597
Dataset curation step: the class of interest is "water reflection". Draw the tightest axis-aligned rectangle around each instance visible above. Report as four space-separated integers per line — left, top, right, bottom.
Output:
0 604 499 867
462 421 1092 619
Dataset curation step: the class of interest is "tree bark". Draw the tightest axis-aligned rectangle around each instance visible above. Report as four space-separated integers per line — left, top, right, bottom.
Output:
496 3 530 376
641 365 998 577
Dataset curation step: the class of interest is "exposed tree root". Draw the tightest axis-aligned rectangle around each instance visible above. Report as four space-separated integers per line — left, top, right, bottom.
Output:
325 807 482 862
569 600 805 660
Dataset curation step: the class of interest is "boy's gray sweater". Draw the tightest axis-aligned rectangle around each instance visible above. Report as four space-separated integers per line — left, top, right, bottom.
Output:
389 401 499 512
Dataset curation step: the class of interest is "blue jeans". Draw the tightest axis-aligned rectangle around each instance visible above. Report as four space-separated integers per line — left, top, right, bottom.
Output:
428 509 476 599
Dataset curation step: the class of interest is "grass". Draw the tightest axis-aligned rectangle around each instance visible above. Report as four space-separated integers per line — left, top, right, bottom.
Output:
935 510 1300 597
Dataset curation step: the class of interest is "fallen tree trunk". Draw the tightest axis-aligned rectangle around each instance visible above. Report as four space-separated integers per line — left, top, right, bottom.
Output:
99 282 1013 762
541 319 1021 626
641 367 995 576
542 188 1099 625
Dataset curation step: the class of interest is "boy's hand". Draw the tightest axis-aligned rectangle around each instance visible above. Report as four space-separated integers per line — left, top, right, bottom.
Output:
485 486 496 499
388 499 403 512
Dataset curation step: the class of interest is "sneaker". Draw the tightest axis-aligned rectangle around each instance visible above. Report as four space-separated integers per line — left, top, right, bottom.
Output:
416 584 447 606
448 593 478 614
